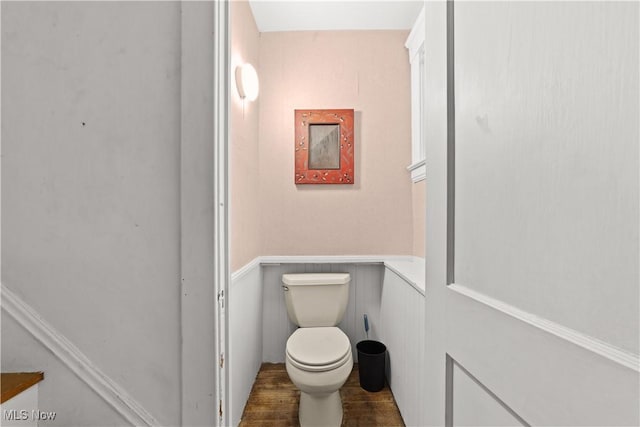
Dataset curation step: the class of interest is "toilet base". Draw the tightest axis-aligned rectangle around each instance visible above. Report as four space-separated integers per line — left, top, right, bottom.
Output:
299 390 343 427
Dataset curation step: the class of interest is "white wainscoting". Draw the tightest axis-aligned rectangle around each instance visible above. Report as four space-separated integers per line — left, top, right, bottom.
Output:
261 262 385 362
229 259 263 427
230 256 426 427
379 268 426 427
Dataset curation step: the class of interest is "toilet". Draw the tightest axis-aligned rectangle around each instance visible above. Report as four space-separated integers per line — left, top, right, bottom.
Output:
282 273 353 427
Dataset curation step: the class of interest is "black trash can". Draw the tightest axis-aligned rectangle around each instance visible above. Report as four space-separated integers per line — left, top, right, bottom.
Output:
356 340 387 392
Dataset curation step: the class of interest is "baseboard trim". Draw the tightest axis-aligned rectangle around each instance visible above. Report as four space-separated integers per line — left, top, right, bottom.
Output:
448 283 640 372
1 284 160 426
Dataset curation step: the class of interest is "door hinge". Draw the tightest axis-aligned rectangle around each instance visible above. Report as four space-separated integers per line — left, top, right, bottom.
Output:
217 290 225 308
219 353 224 369
219 400 223 419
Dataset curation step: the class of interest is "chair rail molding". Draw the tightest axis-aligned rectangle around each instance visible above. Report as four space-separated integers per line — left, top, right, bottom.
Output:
231 257 261 282
1 283 160 426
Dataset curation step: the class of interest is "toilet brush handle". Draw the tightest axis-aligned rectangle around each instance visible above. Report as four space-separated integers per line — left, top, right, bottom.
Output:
364 314 369 340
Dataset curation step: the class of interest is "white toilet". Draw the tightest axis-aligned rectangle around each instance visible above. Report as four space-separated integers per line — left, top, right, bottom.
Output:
282 273 353 427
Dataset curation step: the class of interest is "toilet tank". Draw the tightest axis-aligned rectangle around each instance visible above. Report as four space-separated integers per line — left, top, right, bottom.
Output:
282 273 350 327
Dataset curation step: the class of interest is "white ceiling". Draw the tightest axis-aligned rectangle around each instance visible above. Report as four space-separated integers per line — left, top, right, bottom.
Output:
248 1 424 32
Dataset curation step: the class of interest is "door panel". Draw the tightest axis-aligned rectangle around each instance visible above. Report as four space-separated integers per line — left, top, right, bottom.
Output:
447 286 639 426
425 1 640 426
452 361 526 427
453 0 639 355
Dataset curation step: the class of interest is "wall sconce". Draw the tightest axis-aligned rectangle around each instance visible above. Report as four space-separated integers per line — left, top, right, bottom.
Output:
235 63 259 102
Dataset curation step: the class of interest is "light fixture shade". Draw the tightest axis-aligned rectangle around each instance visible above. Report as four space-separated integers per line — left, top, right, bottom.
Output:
235 63 259 101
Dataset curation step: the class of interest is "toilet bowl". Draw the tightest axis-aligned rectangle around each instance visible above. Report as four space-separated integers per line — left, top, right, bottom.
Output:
282 273 352 427
285 327 353 427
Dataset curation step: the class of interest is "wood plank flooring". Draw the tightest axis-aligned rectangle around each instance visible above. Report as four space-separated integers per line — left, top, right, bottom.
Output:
239 363 405 427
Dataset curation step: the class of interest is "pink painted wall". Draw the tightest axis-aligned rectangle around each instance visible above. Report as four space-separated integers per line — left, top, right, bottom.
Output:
230 0 261 271
258 31 413 256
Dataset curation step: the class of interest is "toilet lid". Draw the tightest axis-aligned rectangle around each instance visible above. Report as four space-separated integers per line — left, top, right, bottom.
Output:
286 327 351 369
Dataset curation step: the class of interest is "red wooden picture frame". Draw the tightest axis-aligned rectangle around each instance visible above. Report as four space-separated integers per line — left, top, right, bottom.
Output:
294 109 354 184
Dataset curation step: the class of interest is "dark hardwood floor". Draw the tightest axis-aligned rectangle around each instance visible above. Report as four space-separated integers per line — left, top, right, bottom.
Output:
239 363 405 427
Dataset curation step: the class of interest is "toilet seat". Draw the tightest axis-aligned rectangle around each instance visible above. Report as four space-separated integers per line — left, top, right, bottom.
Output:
286 327 351 372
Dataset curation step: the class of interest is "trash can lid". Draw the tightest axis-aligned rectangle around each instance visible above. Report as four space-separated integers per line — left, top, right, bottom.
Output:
286 327 351 368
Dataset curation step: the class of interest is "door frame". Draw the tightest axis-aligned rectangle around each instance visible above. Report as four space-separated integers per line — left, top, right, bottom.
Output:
213 0 231 425
179 0 230 426
180 0 230 426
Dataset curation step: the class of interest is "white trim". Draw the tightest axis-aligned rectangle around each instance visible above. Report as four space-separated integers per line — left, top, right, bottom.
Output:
407 159 426 172
0 283 160 426
231 255 426 295
179 4 219 425
405 5 425 61
406 6 426 182
407 159 426 183
385 267 425 296
230 257 261 282
213 0 230 425
384 257 426 296
258 254 412 265
448 283 640 373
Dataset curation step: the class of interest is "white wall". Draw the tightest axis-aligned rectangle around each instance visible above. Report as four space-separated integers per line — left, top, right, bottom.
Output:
379 268 425 427
1 314 128 426
412 180 426 257
2 2 217 425
229 263 263 427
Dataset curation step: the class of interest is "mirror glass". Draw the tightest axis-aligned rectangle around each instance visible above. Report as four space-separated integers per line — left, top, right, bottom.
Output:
308 123 341 169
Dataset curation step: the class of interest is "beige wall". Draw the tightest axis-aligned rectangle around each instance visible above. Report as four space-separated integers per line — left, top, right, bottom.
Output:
230 0 261 271
258 31 413 256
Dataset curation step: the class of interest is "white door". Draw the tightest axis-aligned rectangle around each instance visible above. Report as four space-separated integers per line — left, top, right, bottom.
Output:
424 1 639 426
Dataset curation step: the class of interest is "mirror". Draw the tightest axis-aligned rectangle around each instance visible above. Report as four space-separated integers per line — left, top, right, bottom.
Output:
309 124 341 170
